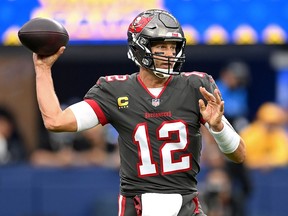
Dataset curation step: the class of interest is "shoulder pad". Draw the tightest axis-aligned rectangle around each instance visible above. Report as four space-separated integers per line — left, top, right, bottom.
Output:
181 71 217 93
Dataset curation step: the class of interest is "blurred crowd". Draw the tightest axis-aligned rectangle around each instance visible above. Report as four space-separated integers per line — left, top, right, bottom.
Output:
199 60 288 216
0 60 288 216
0 104 120 169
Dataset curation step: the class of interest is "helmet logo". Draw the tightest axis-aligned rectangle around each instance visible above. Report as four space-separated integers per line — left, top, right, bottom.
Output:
128 15 152 33
166 32 182 38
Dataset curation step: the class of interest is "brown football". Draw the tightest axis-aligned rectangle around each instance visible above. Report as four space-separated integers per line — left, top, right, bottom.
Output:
18 17 69 56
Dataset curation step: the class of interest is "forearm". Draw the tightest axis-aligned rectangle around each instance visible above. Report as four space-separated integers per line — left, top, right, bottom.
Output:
33 48 77 132
35 66 63 130
224 137 246 163
205 117 246 163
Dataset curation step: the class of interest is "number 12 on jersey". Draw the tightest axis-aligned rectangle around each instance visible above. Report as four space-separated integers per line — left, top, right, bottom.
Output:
133 120 192 177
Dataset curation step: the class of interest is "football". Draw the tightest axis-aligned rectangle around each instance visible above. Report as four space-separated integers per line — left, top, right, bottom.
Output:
18 17 69 56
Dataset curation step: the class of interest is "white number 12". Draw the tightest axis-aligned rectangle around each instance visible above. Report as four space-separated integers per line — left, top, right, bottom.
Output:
133 121 192 177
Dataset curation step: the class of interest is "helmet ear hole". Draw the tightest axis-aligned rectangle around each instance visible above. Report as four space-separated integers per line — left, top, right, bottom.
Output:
139 37 148 46
142 58 153 67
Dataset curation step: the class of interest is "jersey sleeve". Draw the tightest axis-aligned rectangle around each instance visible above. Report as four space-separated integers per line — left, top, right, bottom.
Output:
195 72 218 92
83 76 113 125
185 71 221 100
203 74 219 94
83 75 131 125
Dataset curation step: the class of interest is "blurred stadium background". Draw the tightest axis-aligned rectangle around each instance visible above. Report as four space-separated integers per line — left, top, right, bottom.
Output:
0 0 288 216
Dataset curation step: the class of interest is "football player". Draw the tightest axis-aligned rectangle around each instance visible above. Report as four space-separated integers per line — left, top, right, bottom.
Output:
33 9 246 216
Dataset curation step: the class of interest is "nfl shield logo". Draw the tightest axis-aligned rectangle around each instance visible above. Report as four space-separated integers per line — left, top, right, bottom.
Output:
152 98 160 107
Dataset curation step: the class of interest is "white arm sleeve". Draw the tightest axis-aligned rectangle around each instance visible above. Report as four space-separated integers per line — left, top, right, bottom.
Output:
69 101 99 132
204 116 240 154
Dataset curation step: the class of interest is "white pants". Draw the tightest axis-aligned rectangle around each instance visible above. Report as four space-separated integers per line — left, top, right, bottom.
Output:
141 193 183 216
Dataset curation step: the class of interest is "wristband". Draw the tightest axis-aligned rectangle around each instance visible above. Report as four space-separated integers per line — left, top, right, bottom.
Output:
206 121 240 154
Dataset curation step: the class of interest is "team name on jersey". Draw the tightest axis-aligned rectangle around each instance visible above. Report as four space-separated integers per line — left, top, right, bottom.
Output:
145 111 172 119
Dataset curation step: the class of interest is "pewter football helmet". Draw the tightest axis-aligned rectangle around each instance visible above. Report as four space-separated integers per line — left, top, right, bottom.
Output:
127 9 186 78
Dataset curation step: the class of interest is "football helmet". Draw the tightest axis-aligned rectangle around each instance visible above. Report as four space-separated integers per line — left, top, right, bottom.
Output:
127 9 186 78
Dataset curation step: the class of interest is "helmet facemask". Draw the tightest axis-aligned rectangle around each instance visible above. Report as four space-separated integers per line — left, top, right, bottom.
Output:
127 9 186 78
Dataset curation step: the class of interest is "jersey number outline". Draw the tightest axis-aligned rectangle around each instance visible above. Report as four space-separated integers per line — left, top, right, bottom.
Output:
106 75 129 82
133 120 192 177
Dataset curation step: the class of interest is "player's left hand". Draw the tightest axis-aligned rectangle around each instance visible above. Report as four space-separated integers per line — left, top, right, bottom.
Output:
198 87 224 131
